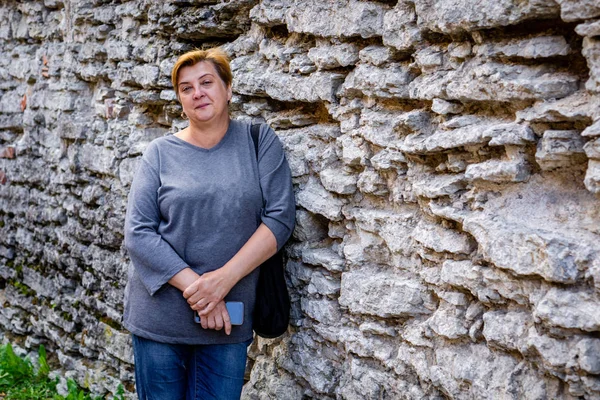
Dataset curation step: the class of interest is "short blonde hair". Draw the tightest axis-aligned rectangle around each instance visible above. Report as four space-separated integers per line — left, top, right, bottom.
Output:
171 48 232 97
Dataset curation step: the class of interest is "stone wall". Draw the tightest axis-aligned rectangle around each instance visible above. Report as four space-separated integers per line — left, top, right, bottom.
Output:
1 0 600 398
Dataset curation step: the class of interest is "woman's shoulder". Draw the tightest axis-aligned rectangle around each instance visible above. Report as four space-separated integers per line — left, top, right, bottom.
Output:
140 134 177 162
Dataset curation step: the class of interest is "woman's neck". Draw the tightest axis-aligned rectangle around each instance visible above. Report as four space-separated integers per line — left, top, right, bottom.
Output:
178 116 231 149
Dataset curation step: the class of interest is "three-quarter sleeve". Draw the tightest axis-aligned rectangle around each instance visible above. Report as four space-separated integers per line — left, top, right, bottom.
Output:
124 147 189 296
257 125 296 250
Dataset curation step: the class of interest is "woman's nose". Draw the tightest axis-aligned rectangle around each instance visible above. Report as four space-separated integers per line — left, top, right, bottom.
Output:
193 86 204 99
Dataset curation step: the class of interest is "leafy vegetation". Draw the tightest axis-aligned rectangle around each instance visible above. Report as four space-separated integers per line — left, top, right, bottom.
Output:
0 342 125 400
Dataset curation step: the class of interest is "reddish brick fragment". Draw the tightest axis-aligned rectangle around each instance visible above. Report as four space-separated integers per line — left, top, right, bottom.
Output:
20 94 26 112
42 55 48 66
0 170 6 185
0 147 15 159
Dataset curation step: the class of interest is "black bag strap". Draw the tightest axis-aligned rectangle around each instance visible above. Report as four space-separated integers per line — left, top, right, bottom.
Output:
250 123 260 160
250 124 265 207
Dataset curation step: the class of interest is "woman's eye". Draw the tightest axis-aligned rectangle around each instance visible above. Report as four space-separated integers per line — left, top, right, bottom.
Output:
181 86 192 92
202 80 212 86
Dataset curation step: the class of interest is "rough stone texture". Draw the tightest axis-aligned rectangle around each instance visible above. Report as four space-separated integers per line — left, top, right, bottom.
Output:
1 0 600 399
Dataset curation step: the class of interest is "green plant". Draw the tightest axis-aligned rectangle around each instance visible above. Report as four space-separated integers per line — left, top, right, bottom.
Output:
0 342 122 400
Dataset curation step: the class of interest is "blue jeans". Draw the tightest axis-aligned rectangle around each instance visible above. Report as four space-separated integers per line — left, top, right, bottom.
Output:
132 335 252 400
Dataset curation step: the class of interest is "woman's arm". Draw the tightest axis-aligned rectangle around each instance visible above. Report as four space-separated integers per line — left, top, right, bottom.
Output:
125 155 190 296
170 268 232 335
183 223 277 314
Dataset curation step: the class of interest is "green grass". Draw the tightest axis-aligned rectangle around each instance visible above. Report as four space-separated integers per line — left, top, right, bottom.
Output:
0 342 125 400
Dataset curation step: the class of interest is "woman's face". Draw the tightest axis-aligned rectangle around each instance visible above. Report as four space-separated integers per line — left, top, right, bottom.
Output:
177 61 232 124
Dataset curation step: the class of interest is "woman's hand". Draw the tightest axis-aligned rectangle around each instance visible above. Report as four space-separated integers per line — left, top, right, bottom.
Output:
197 300 232 335
183 269 236 316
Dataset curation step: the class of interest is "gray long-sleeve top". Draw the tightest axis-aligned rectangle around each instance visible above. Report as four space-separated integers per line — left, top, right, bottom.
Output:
123 120 295 344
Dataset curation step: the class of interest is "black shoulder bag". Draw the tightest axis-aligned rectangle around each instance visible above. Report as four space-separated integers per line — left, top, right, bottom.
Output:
250 124 291 338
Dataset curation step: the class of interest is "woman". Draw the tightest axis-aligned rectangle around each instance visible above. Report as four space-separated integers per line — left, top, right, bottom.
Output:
123 47 296 400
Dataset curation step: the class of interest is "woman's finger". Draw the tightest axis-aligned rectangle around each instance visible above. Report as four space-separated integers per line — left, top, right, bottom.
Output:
191 298 207 311
207 314 216 330
222 305 232 336
199 312 208 329
198 301 218 316
187 292 204 306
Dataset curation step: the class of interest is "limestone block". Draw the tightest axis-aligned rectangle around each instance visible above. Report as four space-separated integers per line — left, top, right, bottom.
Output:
412 173 466 198
337 357 428 399
76 143 116 176
401 121 496 154
276 130 310 178
581 377 600 397
414 0 560 34
516 91 595 123
576 19 600 37
463 213 599 283
555 0 600 21
465 158 531 183
301 297 341 324
535 288 600 331
0 114 23 130
585 160 600 193
431 98 464 115
286 334 341 393
577 338 600 374
307 271 341 296
357 168 388 196
475 36 570 59
337 134 370 166
585 37 600 95
242 356 304 399
412 219 474 254
285 0 387 39
268 70 346 103
382 1 422 51
343 229 390 266
105 39 131 61
289 54 316 74
0 89 26 113
523 327 572 369
339 269 433 317
258 37 292 62
584 138 600 160
583 120 600 138
535 130 587 171
359 109 431 149
410 61 579 102
320 167 357 195
345 206 419 255
249 0 289 26
341 63 415 99
358 46 392 67
131 64 160 89
432 344 519 399
297 177 344 221
482 123 536 146
482 310 531 351
301 247 345 272
340 328 398 361
21 267 56 298
371 149 407 170
427 300 468 339
308 43 359 70
414 47 445 72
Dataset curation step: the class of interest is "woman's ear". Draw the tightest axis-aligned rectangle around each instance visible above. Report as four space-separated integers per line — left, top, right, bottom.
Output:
227 85 232 103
